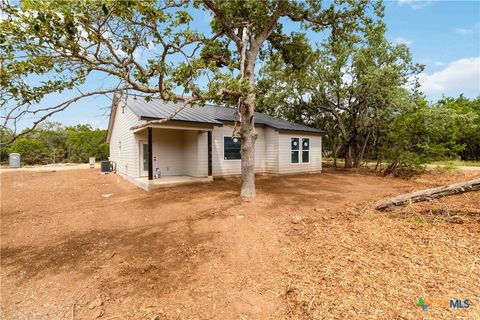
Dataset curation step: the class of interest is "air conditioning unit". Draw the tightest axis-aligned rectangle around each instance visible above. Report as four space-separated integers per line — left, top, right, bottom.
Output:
101 160 114 173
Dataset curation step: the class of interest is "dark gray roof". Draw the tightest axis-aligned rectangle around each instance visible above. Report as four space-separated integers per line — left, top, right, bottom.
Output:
125 96 323 133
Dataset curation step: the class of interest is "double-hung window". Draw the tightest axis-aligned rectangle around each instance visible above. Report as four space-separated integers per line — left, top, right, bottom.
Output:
224 136 241 160
302 138 310 163
291 138 300 163
291 137 310 163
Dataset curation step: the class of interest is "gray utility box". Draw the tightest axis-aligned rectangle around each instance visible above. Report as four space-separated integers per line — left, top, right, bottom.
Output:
9 153 21 168
89 157 95 168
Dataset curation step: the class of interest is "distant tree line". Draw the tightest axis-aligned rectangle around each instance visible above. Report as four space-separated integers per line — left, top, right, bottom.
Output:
1 123 109 165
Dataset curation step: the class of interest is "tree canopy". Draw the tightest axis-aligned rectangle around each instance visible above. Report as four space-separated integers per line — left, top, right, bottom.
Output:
1 122 108 165
1 0 381 196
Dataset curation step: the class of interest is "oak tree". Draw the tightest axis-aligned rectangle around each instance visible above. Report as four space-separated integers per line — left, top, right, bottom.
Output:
1 0 375 197
258 6 421 168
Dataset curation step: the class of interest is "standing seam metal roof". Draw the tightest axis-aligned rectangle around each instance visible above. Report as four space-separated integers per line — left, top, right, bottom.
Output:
124 96 323 133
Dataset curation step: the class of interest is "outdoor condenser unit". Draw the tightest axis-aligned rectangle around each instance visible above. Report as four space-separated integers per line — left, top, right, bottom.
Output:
100 160 114 173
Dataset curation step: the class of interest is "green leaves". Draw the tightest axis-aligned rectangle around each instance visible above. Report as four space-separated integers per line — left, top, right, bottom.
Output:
4 123 109 165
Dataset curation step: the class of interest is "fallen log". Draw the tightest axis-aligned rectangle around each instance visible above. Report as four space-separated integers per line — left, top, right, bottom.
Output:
375 178 480 210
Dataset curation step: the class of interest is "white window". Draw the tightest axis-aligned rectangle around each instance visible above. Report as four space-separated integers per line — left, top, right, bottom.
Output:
302 138 310 163
291 138 299 163
291 137 310 164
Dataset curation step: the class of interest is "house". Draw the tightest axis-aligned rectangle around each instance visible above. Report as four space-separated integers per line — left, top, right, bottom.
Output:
107 94 323 191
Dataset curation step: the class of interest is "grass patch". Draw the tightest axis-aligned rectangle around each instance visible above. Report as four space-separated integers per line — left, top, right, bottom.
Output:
432 160 480 167
406 215 427 224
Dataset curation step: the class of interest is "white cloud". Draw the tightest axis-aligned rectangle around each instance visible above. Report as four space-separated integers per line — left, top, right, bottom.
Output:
455 23 480 35
418 57 480 98
394 37 413 46
0 11 7 22
398 0 433 10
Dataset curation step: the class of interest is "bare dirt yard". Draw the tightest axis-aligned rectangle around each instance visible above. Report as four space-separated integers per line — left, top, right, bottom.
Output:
1 168 479 319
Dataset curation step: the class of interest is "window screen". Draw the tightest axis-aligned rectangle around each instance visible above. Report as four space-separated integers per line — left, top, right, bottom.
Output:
224 137 241 160
291 138 299 163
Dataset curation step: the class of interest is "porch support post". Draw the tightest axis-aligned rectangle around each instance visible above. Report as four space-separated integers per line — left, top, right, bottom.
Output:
208 131 212 176
148 127 153 180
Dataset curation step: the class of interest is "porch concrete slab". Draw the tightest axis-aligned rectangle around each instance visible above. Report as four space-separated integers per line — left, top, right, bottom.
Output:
136 175 213 191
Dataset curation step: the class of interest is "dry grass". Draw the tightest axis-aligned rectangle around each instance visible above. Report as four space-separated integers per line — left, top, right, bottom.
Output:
279 172 480 320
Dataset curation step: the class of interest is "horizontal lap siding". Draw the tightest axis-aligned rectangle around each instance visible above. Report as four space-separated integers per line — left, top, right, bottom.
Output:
109 106 141 178
264 127 279 174
212 125 266 176
278 133 322 174
196 132 209 176
183 130 209 177
153 129 185 176
183 131 198 176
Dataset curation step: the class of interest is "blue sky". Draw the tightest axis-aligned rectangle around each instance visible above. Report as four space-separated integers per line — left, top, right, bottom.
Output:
12 0 480 130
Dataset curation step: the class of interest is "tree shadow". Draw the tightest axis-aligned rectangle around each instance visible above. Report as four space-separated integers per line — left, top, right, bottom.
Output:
1 217 219 298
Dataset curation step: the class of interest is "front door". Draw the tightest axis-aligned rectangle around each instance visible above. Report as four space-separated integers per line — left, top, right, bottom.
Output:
139 141 149 177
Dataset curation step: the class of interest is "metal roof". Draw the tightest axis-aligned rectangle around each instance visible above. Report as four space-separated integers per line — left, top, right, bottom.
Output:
124 96 323 133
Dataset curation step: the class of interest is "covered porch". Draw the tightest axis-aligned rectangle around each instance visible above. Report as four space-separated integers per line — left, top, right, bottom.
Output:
130 122 214 191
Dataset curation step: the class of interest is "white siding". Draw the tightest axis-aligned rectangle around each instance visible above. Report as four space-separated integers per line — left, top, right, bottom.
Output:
278 133 322 174
184 130 209 177
264 127 279 174
135 128 209 177
109 106 142 178
211 125 266 176
196 131 209 176
183 131 198 176
153 129 185 176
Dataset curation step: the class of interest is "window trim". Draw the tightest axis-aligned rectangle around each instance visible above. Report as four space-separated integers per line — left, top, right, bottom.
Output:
223 135 241 161
290 137 300 164
290 136 310 164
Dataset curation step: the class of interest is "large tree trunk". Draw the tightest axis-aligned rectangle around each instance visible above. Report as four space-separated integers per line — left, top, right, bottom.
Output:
344 142 354 168
238 36 257 198
376 178 480 210
239 92 257 198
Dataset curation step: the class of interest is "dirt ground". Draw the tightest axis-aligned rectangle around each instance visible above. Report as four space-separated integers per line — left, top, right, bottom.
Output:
1 168 479 319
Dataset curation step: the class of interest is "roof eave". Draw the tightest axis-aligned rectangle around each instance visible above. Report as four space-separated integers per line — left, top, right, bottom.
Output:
277 128 325 135
106 93 121 143
139 116 223 126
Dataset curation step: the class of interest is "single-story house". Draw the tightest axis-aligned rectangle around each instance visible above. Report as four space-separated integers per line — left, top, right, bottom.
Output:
107 94 323 191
